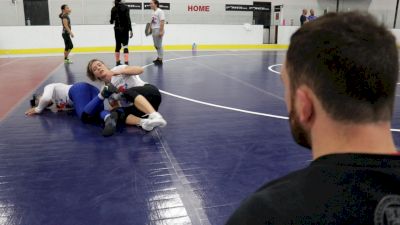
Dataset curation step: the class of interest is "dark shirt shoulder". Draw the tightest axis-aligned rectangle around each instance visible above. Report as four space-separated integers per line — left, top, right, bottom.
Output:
226 153 400 225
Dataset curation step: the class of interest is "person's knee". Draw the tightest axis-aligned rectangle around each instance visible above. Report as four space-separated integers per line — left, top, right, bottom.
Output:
122 44 129 53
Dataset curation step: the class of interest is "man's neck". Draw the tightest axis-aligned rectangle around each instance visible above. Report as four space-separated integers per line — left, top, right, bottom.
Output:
311 120 397 159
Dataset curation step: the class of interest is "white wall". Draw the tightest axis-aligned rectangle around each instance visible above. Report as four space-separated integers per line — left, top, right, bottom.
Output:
0 24 264 50
277 26 298 44
277 26 400 46
1 0 399 27
0 0 267 26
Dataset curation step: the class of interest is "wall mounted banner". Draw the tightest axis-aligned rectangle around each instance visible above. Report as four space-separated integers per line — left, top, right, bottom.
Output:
226 4 270 12
274 5 283 12
144 3 170 10
126 3 142 10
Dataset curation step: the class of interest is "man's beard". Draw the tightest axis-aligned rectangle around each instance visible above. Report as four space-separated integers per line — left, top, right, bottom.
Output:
289 109 312 149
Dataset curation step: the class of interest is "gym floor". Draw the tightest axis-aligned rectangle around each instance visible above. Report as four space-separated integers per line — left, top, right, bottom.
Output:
0 50 399 225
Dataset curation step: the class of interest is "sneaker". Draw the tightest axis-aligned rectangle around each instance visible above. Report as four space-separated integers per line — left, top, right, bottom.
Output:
153 59 163 66
100 83 119 98
124 61 129 65
140 119 154 131
116 61 121 66
102 111 118 137
64 58 73 64
140 112 167 131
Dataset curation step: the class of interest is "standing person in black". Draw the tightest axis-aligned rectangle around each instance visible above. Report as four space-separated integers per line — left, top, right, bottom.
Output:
300 8 307 25
110 0 133 66
59 4 74 64
226 11 400 225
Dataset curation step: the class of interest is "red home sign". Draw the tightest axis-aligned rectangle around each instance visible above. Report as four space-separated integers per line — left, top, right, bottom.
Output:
188 5 210 12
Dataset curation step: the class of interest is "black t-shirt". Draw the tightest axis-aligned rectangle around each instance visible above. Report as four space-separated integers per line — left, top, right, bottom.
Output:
300 14 307 25
110 3 132 31
225 153 400 225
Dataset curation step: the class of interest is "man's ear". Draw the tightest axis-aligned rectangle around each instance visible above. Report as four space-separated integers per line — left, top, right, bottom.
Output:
294 87 315 126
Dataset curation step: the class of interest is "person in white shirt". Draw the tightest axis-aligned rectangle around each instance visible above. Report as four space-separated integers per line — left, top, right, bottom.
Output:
86 59 167 131
150 0 165 65
25 82 120 137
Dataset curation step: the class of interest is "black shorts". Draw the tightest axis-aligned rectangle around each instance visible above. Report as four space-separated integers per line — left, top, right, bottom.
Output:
121 84 162 120
114 28 130 46
62 33 73 51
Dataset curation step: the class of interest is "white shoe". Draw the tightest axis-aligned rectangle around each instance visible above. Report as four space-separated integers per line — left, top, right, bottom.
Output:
140 113 167 131
148 112 167 128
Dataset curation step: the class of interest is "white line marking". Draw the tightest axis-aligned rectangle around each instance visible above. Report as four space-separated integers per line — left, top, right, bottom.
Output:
268 64 282 75
159 90 289 120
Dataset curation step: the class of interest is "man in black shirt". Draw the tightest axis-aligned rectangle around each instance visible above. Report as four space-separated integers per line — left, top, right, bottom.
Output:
110 0 133 66
226 11 400 225
300 9 307 25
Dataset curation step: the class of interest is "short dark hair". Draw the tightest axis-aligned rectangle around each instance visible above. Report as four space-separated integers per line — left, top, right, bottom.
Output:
152 0 160 8
286 11 398 123
86 59 105 81
59 4 67 19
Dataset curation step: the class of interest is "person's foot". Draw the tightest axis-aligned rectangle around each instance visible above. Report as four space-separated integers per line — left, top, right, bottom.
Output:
124 61 129 65
100 83 119 98
102 111 118 137
153 59 163 66
64 58 73 64
140 112 167 131
116 61 122 66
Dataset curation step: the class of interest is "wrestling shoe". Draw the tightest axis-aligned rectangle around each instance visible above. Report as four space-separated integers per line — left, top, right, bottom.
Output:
102 111 118 137
140 112 167 131
153 59 163 66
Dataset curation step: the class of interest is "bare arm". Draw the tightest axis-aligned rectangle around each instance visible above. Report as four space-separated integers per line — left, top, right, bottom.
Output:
25 85 54 116
112 66 144 76
159 20 165 36
62 18 74 37
110 7 116 24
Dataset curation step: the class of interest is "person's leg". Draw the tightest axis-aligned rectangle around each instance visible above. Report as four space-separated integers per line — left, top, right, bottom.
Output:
68 82 104 123
123 113 163 132
62 33 73 63
115 29 122 66
123 85 162 114
122 85 166 131
100 109 119 137
152 28 162 65
157 35 164 61
122 29 130 65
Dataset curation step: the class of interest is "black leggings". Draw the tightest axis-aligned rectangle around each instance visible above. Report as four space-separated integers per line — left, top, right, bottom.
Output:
114 28 129 53
62 33 73 51
121 84 162 120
